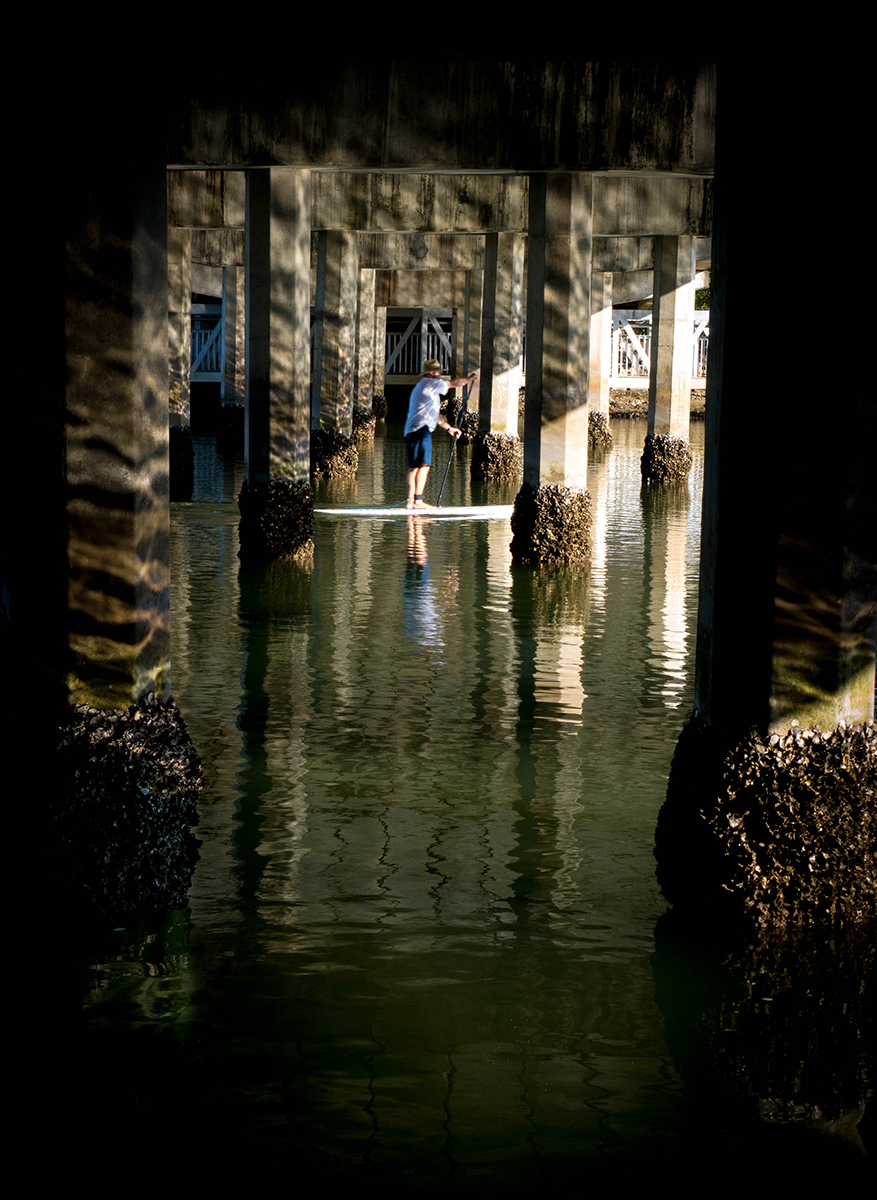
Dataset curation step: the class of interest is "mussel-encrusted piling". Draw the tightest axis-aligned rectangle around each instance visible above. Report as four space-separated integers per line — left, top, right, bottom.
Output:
444 399 479 443
55 695 202 916
238 477 314 561
588 410 614 451
471 432 523 482
641 433 692 483
310 428 359 479
510 482 592 565
656 717 877 929
352 405 377 443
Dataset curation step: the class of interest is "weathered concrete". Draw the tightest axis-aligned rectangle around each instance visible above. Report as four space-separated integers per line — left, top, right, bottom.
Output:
514 174 592 563
66 157 172 708
648 235 696 440
168 64 716 174
522 174 591 490
245 168 312 484
313 230 358 435
167 226 192 426
243 168 313 561
480 232 525 438
358 232 485 269
640 235 696 483
354 269 376 407
221 264 245 404
174 170 712 238
588 268 612 427
657 71 876 930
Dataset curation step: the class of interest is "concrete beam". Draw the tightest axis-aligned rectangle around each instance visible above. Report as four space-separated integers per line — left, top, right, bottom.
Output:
168 63 715 174
171 170 713 238
358 232 485 270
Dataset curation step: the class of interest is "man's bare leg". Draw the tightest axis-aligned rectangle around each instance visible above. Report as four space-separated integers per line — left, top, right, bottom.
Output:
407 465 433 508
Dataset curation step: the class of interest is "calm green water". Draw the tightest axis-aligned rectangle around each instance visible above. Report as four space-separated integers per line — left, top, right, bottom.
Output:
73 420 873 1186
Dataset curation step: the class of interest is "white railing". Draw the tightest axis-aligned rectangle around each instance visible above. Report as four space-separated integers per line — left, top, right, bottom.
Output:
191 319 223 380
612 313 709 384
385 311 454 375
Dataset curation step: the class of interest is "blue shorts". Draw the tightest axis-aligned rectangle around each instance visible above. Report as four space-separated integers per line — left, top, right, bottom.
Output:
405 425 432 468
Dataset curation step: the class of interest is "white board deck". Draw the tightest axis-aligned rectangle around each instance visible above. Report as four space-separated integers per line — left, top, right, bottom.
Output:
315 504 514 520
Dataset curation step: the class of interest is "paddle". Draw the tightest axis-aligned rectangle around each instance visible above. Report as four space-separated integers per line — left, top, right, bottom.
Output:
436 379 471 507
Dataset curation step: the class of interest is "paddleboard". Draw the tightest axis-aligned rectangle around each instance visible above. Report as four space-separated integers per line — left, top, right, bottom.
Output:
315 504 514 520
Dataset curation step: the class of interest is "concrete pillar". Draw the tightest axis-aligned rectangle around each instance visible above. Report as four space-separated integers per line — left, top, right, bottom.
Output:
354 267 376 407
656 81 876 931
243 168 314 559
373 304 387 409
649 234 695 438
511 174 593 563
222 264 245 404
480 232 525 437
167 226 191 427
467 269 484 383
523 174 591 488
641 235 694 482
66 161 172 707
313 229 358 435
588 268 613 450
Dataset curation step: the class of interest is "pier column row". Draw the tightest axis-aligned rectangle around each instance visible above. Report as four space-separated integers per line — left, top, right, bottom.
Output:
511 174 592 563
243 168 314 559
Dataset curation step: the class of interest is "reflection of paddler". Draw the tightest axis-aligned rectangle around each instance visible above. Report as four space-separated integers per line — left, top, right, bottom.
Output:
403 515 441 646
404 359 476 510
406 515 428 568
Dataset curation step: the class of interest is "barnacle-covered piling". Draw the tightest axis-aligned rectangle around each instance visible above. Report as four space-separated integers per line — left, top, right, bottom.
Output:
641 433 692 483
656 717 877 929
510 482 592 565
471 432 523 483
311 429 358 479
238 477 314 562
55 695 203 916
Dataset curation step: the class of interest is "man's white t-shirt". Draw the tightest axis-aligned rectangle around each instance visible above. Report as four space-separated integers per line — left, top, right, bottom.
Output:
404 377 449 436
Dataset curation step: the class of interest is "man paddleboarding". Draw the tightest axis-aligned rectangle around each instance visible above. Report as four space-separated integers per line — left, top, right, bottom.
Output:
404 358 477 509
